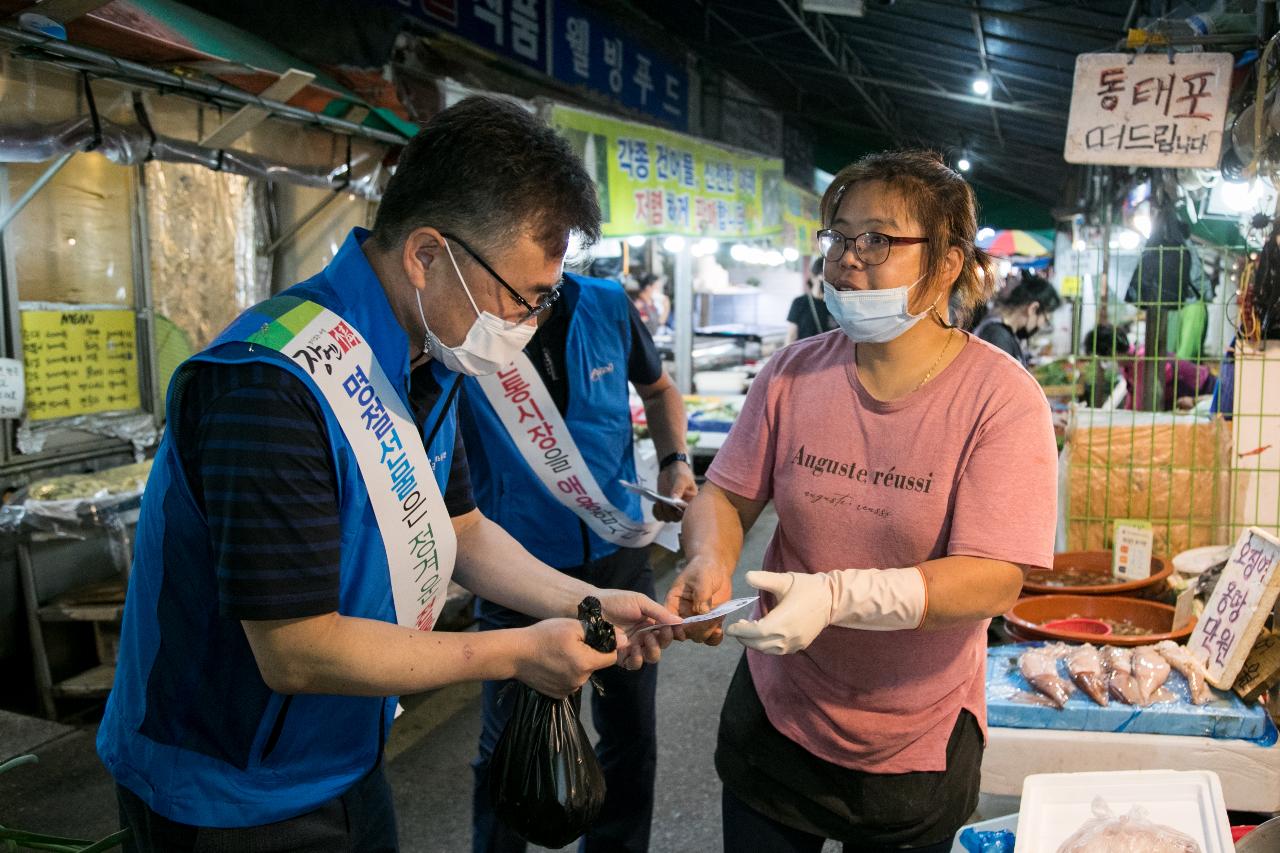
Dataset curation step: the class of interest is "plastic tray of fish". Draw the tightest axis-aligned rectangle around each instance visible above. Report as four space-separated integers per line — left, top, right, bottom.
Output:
1015 770 1232 852
985 644 1274 743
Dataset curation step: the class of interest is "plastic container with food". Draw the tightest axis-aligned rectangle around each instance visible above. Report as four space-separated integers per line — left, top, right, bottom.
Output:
1003 595 1195 646
1015 769 1232 852
1022 551 1171 597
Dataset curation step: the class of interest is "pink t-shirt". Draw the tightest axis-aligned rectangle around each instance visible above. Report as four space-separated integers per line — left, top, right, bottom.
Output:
708 330 1057 773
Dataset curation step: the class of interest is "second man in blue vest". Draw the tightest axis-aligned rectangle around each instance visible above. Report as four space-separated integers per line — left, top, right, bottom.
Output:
462 270 696 853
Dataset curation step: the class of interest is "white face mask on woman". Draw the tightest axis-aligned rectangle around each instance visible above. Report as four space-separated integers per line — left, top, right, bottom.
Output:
823 275 931 344
415 241 537 376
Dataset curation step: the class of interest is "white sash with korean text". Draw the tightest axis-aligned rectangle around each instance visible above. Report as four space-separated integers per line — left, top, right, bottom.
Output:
261 304 457 631
475 352 664 548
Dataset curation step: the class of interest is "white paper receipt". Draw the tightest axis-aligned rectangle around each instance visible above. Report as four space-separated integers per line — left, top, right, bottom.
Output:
619 480 688 510
636 596 758 633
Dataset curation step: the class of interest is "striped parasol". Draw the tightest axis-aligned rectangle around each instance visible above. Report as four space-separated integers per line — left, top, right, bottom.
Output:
977 229 1053 258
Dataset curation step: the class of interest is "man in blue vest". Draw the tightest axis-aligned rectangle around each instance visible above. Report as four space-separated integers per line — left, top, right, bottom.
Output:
97 96 680 853
461 266 697 853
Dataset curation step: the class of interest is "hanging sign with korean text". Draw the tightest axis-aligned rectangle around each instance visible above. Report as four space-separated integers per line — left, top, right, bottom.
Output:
548 103 783 239
551 0 688 130
1064 52 1233 168
376 0 689 130
1189 526 1280 689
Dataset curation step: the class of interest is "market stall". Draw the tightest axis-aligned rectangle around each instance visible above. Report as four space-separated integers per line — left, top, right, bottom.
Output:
962 34 1280 839
0 6 408 714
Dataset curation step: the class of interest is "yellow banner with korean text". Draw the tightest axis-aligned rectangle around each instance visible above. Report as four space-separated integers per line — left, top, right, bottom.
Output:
548 103 783 239
782 182 822 254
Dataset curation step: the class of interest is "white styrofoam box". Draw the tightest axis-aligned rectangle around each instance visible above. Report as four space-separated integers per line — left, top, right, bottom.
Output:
1014 769 1231 853
981 726 1280 813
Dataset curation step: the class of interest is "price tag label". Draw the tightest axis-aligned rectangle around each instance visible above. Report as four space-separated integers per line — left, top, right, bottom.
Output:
0 357 24 419
1172 586 1196 632
1112 519 1154 580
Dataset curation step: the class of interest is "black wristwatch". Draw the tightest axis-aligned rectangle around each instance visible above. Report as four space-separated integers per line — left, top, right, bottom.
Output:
659 452 690 470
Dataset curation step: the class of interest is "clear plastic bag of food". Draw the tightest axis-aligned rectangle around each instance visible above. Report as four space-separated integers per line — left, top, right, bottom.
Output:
1056 797 1201 853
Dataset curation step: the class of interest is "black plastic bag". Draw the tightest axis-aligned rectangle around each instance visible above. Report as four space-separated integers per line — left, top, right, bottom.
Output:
488 597 615 847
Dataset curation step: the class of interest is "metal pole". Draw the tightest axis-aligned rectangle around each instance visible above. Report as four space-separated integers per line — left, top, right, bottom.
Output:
769 0 899 136
673 244 694 395
694 46 1063 119
0 26 407 147
265 190 346 255
0 151 74 235
1099 174 1112 326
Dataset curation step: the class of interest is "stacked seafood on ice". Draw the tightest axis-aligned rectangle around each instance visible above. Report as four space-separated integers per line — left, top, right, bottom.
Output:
1017 641 1215 709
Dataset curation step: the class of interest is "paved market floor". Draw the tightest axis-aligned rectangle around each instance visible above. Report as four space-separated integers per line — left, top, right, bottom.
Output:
1 507 1007 852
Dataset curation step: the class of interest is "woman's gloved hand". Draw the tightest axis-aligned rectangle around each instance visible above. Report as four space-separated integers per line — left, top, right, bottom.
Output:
726 567 928 655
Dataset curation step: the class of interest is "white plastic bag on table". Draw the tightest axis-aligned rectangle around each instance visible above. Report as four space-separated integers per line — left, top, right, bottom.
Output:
1056 797 1201 852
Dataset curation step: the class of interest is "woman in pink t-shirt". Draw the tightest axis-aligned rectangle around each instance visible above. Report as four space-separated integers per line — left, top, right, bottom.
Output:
668 151 1058 852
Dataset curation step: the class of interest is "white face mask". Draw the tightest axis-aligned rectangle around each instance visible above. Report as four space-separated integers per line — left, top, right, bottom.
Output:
415 241 537 376
823 276 931 344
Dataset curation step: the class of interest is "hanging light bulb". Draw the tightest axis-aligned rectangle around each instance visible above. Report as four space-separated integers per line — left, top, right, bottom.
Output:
662 235 686 253
627 235 648 248
957 158 972 172
971 76 991 96
782 247 800 262
691 237 719 257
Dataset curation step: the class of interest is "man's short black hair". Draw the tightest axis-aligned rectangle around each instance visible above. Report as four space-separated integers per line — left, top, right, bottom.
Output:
371 96 601 257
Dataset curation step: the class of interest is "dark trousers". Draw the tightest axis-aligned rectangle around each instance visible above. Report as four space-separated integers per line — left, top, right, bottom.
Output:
717 655 981 851
116 763 397 852
722 789 955 853
471 546 657 853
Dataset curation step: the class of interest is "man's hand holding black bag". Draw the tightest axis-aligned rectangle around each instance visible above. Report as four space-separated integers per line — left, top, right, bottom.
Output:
488 596 617 848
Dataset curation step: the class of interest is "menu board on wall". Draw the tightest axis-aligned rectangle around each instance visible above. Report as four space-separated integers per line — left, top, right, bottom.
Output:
20 307 140 421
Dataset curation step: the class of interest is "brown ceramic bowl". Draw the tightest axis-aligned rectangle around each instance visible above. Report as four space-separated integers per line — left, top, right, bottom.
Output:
1003 594 1195 647
1021 551 1172 596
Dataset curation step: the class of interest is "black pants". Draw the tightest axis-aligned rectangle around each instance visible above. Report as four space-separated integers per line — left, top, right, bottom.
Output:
722 789 956 853
716 654 982 851
471 545 657 853
116 764 397 852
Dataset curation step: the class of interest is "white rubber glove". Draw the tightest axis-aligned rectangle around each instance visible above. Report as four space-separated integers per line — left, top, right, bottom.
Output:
726 568 928 655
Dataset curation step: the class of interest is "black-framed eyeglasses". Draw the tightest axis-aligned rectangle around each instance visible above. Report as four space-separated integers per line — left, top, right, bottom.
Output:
816 228 929 266
440 231 563 321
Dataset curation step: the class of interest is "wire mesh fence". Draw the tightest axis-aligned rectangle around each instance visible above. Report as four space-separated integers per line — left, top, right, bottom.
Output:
1054 235 1280 559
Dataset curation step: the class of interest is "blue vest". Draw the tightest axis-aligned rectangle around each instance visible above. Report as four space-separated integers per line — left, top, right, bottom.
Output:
97 229 458 827
461 274 641 569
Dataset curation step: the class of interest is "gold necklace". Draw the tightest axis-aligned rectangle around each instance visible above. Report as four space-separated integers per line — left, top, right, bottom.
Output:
912 329 956 393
